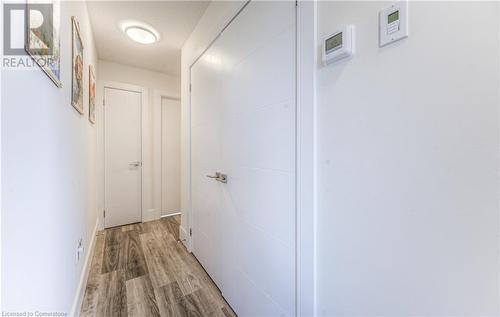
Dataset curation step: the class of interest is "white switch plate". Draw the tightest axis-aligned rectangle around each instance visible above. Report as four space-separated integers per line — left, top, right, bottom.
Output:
379 0 408 47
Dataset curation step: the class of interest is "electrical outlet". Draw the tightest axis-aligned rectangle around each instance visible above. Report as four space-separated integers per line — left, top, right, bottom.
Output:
76 238 84 264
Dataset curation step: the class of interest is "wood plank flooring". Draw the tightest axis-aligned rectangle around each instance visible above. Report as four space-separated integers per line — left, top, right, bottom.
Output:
81 216 236 317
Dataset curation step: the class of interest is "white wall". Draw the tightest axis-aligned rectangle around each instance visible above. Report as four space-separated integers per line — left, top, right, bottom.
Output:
316 1 499 316
1 1 99 314
180 0 245 247
98 60 180 95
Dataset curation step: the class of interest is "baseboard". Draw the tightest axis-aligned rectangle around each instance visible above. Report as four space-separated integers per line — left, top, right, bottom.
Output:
160 212 181 218
70 218 99 317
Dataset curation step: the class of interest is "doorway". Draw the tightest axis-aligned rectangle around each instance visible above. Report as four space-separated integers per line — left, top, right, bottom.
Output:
190 1 297 315
161 97 181 217
104 85 144 228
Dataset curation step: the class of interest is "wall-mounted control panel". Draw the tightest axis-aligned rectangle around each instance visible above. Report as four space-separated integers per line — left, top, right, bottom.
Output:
379 1 408 47
322 25 355 65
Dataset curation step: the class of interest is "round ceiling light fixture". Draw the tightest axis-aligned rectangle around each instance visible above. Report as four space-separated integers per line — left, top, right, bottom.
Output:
120 20 160 45
125 26 157 44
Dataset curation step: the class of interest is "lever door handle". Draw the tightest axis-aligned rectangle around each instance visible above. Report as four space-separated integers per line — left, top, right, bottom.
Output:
217 173 228 184
129 161 142 167
206 172 221 179
207 172 227 183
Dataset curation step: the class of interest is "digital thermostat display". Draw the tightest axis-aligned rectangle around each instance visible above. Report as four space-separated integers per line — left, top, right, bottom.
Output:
322 25 355 65
388 10 399 23
325 32 343 53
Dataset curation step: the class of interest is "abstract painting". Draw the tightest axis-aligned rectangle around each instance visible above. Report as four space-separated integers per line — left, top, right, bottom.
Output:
89 65 96 124
25 0 61 87
71 16 84 114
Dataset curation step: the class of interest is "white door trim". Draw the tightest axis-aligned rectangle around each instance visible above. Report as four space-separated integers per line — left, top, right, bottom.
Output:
153 90 181 220
99 80 148 228
186 1 316 316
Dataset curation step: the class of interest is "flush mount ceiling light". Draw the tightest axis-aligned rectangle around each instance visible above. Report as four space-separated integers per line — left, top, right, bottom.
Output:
120 20 160 45
125 26 157 44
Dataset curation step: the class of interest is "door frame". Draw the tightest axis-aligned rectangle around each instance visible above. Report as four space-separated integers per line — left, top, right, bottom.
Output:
99 80 148 228
186 1 316 316
153 90 181 219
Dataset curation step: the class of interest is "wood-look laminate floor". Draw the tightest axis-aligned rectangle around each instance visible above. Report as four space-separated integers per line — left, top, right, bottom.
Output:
81 216 236 317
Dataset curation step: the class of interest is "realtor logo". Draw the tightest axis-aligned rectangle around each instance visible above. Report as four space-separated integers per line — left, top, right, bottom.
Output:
3 3 54 56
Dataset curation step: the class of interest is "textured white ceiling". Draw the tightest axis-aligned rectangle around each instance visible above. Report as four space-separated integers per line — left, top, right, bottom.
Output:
87 1 210 76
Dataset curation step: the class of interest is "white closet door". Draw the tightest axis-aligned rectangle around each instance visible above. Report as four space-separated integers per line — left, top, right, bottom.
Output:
191 1 296 316
161 97 181 216
191 49 224 284
104 87 142 228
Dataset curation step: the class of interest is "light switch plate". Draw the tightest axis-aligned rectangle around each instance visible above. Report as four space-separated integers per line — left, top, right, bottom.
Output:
379 0 408 47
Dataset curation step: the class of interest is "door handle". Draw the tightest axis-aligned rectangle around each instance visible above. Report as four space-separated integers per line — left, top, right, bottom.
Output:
206 172 221 179
206 172 227 183
129 161 142 167
217 173 228 184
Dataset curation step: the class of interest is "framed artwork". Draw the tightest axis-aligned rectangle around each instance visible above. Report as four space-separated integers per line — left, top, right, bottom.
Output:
25 0 62 87
71 16 84 114
89 65 96 124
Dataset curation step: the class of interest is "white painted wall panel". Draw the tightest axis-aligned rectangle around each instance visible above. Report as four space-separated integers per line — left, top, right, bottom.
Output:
1 1 99 313
316 2 500 315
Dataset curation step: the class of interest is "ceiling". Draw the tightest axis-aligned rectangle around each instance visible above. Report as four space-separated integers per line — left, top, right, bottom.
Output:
87 1 210 76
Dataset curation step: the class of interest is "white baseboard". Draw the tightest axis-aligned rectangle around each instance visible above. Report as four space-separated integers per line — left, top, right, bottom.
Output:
70 218 100 317
160 212 181 218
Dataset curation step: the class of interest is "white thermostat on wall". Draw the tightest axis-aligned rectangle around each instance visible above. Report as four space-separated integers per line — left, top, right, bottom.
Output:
379 0 408 47
322 25 355 65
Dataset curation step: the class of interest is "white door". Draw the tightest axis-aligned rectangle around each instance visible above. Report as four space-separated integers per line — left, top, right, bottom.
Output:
104 87 142 228
191 2 296 316
161 97 181 216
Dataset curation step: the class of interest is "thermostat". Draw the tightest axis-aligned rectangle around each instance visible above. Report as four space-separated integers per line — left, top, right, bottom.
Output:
379 1 408 47
322 25 355 65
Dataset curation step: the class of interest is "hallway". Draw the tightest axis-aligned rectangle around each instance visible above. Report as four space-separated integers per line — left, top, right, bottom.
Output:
2 0 500 316
80 216 235 317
